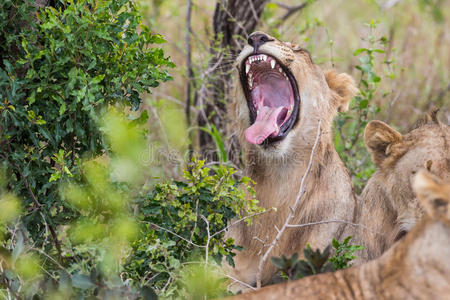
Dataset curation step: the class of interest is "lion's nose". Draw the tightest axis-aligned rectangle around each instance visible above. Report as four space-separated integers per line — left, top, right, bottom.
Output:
248 32 270 53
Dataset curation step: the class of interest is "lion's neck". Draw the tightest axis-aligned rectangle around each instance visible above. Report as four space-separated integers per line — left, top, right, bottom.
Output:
358 218 448 298
244 132 352 210
350 172 398 261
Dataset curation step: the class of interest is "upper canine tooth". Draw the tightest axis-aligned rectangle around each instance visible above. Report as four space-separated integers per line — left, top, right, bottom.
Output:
271 60 275 69
246 64 250 74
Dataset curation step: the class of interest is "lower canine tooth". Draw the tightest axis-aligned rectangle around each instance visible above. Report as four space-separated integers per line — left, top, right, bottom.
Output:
271 60 275 69
246 64 250 74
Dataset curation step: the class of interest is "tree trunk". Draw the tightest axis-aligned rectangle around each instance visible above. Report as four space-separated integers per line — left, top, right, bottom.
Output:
196 0 268 164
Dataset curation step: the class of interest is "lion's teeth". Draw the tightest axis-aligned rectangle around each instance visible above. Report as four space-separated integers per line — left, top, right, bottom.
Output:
271 60 275 69
262 55 267 61
246 64 250 74
278 67 282 73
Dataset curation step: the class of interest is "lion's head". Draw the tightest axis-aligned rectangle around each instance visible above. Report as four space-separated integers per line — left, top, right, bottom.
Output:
364 111 450 234
233 31 358 155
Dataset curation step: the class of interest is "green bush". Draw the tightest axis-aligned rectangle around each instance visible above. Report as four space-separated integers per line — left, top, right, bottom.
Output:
124 158 263 297
271 236 364 281
0 0 172 250
334 20 391 193
0 0 173 298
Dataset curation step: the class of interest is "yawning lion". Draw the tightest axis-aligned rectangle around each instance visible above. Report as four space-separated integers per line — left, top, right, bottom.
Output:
225 31 359 290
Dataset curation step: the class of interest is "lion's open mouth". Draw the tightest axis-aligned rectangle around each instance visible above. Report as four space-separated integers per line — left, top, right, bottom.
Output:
240 54 300 145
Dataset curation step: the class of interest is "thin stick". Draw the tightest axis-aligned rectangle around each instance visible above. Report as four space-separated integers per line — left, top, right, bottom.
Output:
201 215 210 268
142 221 205 248
210 210 268 239
255 120 322 288
286 219 384 236
225 274 257 291
185 0 195 157
275 2 309 22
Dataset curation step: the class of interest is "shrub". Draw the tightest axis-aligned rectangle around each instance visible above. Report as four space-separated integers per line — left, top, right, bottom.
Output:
334 20 392 193
124 158 264 297
0 0 172 251
271 236 364 281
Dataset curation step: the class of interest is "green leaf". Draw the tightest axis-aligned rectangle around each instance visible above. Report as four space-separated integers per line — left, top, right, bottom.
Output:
359 99 368 109
353 48 368 56
49 172 61 182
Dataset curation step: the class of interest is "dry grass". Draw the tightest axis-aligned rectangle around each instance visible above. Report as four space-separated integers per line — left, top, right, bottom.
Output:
139 0 449 161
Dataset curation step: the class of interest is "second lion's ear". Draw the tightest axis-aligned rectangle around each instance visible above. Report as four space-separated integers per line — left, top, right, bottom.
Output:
325 70 359 112
364 120 403 167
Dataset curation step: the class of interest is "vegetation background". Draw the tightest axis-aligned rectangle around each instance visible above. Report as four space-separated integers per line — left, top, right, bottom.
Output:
0 0 448 299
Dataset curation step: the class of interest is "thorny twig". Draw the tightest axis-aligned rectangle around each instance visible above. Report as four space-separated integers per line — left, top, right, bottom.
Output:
200 215 211 268
225 273 257 292
286 219 384 236
255 120 322 289
185 0 195 157
210 210 269 239
275 2 310 22
143 221 206 248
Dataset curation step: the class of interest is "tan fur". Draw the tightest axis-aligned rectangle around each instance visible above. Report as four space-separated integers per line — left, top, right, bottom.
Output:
348 115 450 263
225 32 359 290
226 170 450 300
324 70 359 112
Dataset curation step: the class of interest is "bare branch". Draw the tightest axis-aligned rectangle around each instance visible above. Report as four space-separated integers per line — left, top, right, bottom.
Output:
275 2 309 22
210 210 269 239
201 215 211 267
246 0 260 23
185 0 195 157
286 219 385 236
255 120 322 289
225 273 257 291
142 221 205 248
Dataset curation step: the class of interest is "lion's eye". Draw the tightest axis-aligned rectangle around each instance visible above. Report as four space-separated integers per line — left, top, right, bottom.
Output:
394 230 407 241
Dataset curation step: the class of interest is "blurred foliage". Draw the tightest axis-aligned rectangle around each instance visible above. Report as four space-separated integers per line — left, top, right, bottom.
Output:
271 236 363 281
124 158 263 297
0 0 172 253
0 109 152 298
418 0 445 22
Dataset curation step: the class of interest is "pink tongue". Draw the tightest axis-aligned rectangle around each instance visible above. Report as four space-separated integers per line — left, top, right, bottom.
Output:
245 106 284 144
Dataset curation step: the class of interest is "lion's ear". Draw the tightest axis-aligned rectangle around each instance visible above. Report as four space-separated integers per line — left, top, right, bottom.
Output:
364 120 403 167
413 170 449 222
325 70 359 112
